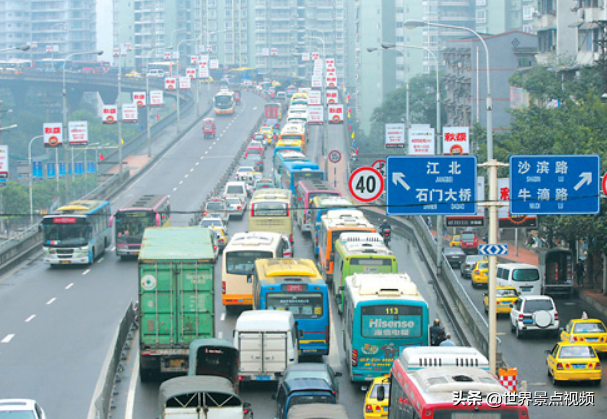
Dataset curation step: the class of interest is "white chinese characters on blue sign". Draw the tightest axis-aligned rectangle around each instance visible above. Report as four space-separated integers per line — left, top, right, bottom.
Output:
509 155 600 215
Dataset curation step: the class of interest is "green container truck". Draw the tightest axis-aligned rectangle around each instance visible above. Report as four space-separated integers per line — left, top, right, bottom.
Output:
138 227 216 381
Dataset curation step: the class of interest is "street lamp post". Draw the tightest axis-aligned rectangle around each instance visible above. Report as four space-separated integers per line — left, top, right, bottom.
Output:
62 50 103 202
176 38 199 134
406 19 499 374
146 46 171 157
28 135 44 226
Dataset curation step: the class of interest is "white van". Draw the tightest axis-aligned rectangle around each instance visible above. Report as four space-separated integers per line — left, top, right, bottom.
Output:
224 181 248 204
234 310 299 384
399 346 489 372
496 263 542 296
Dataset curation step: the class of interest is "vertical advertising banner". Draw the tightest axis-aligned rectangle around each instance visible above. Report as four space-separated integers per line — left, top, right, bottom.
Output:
190 55 198 65
270 48 278 56
302 52 310 61
498 178 537 228
312 52 320 60
164 77 177 90
179 77 191 89
408 128 435 155
443 127 470 155
150 90 164 106
198 55 209 78
326 89 339 104
186 68 196 78
0 145 8 179
308 90 322 105
68 121 89 146
262 48 269 57
328 104 344 124
326 75 337 89
325 58 335 69
43 122 63 148
133 91 147 107
164 52 171 60
102 105 117 124
311 77 322 89
307 106 324 124
385 123 405 148
122 104 138 123
209 59 219 69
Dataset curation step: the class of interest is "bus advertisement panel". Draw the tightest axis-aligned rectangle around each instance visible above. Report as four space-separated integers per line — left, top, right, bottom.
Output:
294 180 340 232
111 195 171 258
253 258 330 356
343 273 429 382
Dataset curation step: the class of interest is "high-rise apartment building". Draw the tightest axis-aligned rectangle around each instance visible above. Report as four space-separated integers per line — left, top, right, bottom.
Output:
0 0 97 60
474 0 538 35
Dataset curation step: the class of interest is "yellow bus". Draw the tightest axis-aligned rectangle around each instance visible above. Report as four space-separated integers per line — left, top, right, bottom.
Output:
290 92 308 106
248 188 294 243
222 232 287 307
280 122 307 149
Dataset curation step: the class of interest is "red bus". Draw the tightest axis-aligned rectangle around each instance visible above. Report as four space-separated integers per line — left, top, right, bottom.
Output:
388 365 529 419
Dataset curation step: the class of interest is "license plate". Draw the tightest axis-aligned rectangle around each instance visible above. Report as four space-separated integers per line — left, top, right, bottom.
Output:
60 261 70 264
256 376 270 381
384 406 389 411
523 318 533 324
133 252 139 256
573 364 586 369
586 337 598 342
521 288 531 292
169 359 183 368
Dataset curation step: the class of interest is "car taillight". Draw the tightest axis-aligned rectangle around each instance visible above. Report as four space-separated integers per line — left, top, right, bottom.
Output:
554 312 558 320
365 404 373 413
222 281 226 294
289 234 293 243
518 314 524 321
237 205 242 209
557 363 563 370
352 349 358 366
595 362 601 369
376 406 381 411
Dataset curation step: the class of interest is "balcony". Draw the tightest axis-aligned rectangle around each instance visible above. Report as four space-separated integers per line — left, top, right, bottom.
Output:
577 7 604 22
536 13 556 30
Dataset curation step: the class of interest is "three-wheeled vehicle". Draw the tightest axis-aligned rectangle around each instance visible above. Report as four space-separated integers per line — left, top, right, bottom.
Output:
203 118 216 139
233 89 242 105
158 376 253 419
188 338 240 394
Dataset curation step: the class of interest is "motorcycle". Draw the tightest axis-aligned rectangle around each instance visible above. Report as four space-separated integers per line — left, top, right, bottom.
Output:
381 227 391 246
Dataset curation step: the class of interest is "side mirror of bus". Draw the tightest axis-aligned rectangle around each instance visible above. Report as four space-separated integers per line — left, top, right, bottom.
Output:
377 385 385 402
298 330 304 339
334 371 343 377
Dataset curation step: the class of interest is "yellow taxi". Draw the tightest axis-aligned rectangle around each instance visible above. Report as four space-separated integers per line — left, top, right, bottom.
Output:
546 341 602 385
449 234 461 247
125 70 141 79
211 226 227 251
560 318 607 354
363 374 389 419
471 260 489 288
260 126 274 144
483 286 519 315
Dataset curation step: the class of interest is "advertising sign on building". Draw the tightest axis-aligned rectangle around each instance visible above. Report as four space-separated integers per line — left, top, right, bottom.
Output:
326 89 339 104
307 105 324 124
68 121 88 146
311 77 322 89
308 90 322 105
262 48 269 56
312 52 320 60
498 178 537 228
190 55 197 65
326 75 337 88
133 91 147 107
179 77 191 89
102 105 117 124
385 123 405 148
325 58 335 68
302 52 310 61
43 122 63 148
0 145 8 179
186 68 196 79
209 59 219 69
328 104 344 124
150 90 164 106
443 127 469 155
164 77 177 90
408 128 435 155
122 104 138 123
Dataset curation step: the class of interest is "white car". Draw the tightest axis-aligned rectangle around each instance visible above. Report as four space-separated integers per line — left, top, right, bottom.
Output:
223 181 248 204
235 166 255 181
0 399 47 419
226 196 246 219
510 295 559 339
200 216 227 235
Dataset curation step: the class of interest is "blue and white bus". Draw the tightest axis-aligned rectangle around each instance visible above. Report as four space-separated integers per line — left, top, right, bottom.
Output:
342 273 429 382
253 258 330 356
272 150 308 186
42 200 112 265
280 161 324 194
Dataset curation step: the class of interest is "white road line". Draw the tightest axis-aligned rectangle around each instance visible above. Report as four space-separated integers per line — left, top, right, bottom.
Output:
65 283 74 290
185 174 189 179
1 334 15 343
205 151 208 154
25 315 36 323
124 352 139 419
195 162 199 166
179 180 183 185
529 382 548 386
220 313 226 321
218 331 223 339
496 332 507 336
46 298 56 305
200 156 204 160
82 269 91 275
97 257 104 264
173 187 177 191
111 246 116 252
190 168 194 172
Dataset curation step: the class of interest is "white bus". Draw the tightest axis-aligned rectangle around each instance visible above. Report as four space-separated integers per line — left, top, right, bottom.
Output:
222 232 288 307
248 188 294 243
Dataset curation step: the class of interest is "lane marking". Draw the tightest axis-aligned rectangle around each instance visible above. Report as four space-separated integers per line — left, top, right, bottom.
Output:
66 283 74 290
218 331 223 339
173 187 177 191
205 151 208 155
97 257 104 264
82 269 91 276
124 348 139 419
190 168 194 172
179 180 183 185
46 297 56 305
1 334 15 343
185 174 189 179
497 332 507 336
195 162 199 166
25 315 36 323
200 156 204 160
220 313 226 321
111 246 116 252
529 382 548 386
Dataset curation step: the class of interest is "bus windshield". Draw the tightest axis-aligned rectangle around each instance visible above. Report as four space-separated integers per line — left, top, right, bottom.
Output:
43 218 91 247
361 304 424 339
293 171 323 184
266 293 323 318
252 202 288 217
214 95 234 108
226 251 273 275
115 211 157 243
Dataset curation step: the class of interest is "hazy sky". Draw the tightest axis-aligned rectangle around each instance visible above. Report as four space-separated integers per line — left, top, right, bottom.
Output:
96 0 113 63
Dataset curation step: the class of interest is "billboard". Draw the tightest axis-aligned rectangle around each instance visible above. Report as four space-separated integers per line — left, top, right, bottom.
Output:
385 123 405 148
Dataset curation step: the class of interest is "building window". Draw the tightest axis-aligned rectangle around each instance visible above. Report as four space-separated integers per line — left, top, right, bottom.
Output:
476 10 487 24
523 6 534 20
476 0 487 5
522 25 533 33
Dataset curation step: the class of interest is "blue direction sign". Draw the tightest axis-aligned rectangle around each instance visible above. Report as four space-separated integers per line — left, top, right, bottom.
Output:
479 244 509 256
386 156 478 215
510 155 600 215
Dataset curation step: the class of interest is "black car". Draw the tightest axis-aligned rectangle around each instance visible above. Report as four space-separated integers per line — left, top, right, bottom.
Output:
443 247 466 268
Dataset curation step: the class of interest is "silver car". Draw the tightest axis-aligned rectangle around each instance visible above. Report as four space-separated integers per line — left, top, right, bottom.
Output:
203 198 229 224
225 196 246 220
461 254 487 278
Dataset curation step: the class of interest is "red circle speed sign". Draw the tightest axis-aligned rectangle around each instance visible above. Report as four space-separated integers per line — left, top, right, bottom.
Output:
349 166 384 202
602 173 607 195
329 150 342 164
372 159 386 177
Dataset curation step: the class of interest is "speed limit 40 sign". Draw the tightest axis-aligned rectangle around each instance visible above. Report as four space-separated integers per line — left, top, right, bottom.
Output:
349 166 385 202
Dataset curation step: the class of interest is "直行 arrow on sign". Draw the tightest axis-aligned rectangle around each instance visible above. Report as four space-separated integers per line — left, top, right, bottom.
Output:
392 172 410 191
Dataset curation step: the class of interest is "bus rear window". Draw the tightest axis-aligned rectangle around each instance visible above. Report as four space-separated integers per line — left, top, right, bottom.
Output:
266 292 323 319
252 202 288 217
293 171 323 184
226 251 273 275
351 258 393 266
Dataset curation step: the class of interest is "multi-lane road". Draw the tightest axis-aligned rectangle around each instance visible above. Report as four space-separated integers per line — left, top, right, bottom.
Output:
1 90 606 419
